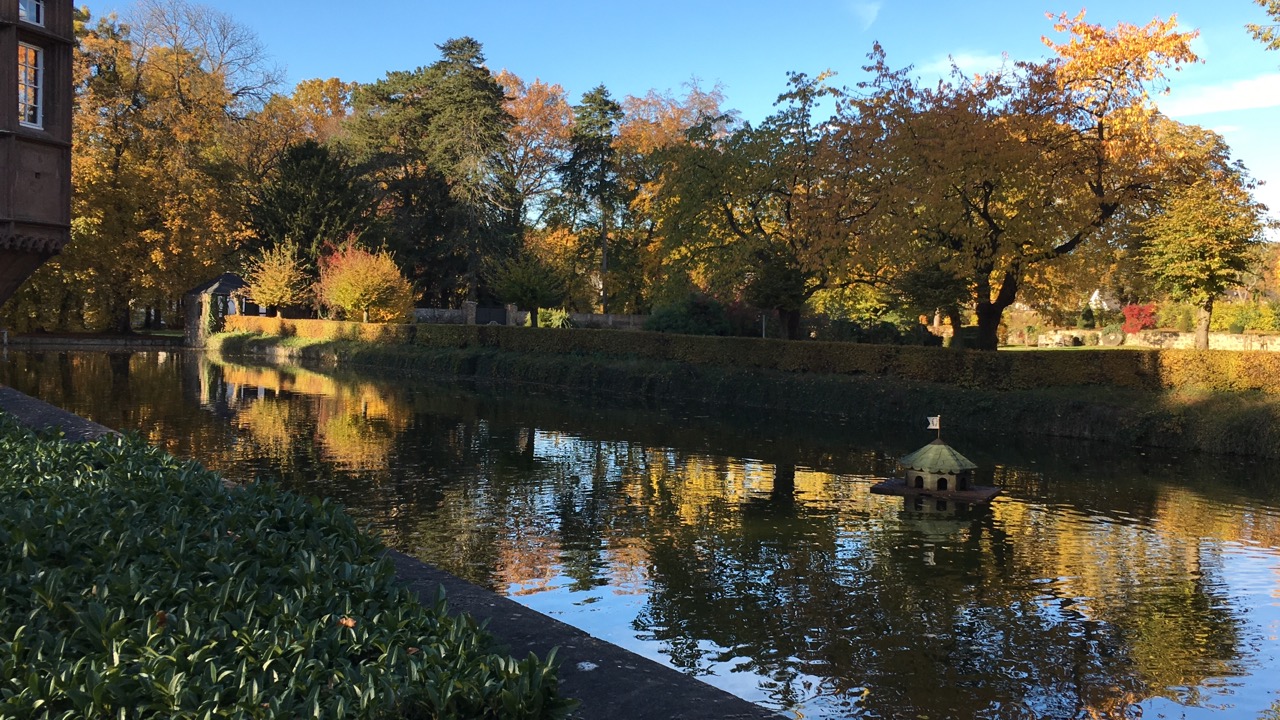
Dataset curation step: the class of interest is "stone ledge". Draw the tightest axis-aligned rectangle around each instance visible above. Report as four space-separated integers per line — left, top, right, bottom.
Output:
388 551 783 720
2 335 183 349
0 385 118 441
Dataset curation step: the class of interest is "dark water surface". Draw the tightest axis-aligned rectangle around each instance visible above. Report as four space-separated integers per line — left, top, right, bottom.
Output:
4 350 1280 719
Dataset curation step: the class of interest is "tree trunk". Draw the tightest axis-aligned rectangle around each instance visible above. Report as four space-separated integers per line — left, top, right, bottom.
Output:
776 308 801 340
946 307 964 350
974 302 1004 351
113 302 132 335
972 268 1020 351
529 305 540 328
599 219 609 315
1195 301 1212 350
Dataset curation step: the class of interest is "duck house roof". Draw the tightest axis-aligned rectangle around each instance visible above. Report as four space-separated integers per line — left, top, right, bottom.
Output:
899 439 977 474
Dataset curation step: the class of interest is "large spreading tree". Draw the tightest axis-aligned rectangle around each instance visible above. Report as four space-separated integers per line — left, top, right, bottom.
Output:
868 12 1199 349
654 73 892 338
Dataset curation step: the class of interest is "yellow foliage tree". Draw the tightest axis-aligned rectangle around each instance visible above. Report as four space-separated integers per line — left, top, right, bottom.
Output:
869 12 1200 349
1140 126 1271 349
2 3 286 332
1249 0 1280 53
240 242 308 313
315 244 414 323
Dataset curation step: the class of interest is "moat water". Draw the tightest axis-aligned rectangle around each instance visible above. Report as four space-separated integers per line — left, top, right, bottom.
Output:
4 349 1280 719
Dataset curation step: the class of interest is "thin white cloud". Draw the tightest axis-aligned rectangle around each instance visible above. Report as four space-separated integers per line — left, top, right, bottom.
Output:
916 52 1008 79
849 1 882 31
1189 35 1210 60
1162 74 1280 117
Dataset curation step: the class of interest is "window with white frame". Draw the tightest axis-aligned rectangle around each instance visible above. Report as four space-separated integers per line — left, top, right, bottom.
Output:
19 43 43 128
18 0 45 25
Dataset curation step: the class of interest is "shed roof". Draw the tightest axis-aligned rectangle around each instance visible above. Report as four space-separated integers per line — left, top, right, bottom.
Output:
899 439 977 474
186 273 246 297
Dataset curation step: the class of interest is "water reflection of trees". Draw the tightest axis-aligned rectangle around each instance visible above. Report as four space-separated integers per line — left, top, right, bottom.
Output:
3 351 1279 719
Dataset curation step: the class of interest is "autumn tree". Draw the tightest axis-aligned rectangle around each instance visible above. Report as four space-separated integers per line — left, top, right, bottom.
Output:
869 12 1199 350
486 256 571 327
3 2 283 333
611 83 733 313
316 244 415 323
230 78 357 180
240 241 308 313
289 77 358 142
494 71 574 233
1140 127 1270 349
655 73 889 338
1248 0 1280 53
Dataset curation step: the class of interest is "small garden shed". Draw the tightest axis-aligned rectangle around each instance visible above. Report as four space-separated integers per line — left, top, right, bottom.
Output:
184 273 249 347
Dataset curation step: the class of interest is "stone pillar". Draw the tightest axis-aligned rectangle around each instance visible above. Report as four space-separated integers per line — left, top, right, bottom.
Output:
505 303 520 326
463 301 478 325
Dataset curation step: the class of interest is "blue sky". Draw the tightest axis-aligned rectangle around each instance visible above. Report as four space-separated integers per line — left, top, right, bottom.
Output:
88 0 1280 226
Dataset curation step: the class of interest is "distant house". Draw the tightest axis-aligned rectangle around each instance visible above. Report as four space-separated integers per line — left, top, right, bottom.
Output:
1 0 73 306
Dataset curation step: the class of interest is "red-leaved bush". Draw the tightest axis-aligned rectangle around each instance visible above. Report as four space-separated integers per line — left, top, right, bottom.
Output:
1122 304 1157 334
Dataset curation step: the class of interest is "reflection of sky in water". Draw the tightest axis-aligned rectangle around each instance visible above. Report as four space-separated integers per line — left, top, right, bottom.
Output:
502 429 1280 718
6 351 1280 720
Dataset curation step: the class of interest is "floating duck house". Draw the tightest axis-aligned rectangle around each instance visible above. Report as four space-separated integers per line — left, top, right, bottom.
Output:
871 439 1000 505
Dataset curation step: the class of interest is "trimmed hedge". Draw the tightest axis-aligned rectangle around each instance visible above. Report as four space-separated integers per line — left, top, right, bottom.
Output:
223 315 1280 394
0 414 572 719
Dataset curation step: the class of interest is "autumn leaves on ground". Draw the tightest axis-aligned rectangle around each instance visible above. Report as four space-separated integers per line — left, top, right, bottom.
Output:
4 2 1277 355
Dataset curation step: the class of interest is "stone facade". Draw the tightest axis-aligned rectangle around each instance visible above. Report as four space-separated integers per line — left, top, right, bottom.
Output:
1 0 74 306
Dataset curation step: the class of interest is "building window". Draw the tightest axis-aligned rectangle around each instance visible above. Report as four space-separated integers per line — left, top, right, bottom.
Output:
19 43 43 128
18 0 45 25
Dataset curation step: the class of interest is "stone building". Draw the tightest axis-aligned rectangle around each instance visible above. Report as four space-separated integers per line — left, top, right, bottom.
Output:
1 0 73 306
184 273 249 347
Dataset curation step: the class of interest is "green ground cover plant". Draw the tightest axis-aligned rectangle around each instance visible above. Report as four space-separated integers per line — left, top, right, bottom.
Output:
0 414 571 719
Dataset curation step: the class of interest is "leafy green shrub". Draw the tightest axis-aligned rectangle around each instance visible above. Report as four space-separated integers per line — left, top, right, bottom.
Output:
1208 301 1280 334
1177 307 1195 333
1156 303 1193 332
533 308 573 329
488 257 571 328
644 294 732 336
1077 307 1095 329
0 416 571 719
